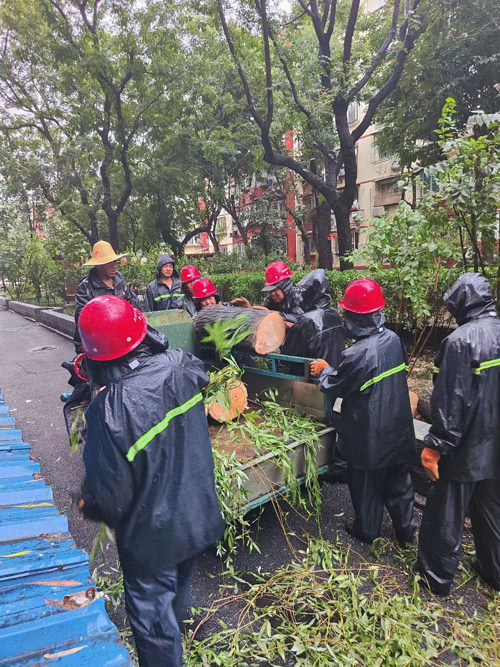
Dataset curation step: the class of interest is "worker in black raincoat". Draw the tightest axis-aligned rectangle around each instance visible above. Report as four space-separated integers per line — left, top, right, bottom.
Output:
261 261 304 324
76 295 224 667
311 279 416 544
282 269 348 482
417 273 500 595
178 265 202 317
282 269 346 365
144 254 183 312
73 241 140 354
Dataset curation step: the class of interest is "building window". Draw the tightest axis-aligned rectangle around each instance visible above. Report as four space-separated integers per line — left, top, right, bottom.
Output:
302 194 314 211
420 169 438 193
372 139 392 163
234 242 245 257
347 102 358 124
374 178 402 207
216 215 228 235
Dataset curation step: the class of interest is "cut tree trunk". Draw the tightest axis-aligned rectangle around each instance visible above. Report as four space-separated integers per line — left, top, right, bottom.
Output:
206 381 248 423
194 306 286 354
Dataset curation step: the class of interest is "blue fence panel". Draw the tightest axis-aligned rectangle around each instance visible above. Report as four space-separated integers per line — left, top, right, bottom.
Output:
0 392 131 666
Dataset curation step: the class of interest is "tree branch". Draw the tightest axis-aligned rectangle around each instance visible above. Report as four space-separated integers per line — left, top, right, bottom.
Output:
347 0 401 100
216 0 267 132
352 0 422 141
342 0 360 65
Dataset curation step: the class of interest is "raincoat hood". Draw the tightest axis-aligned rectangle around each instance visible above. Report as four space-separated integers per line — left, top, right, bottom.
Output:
156 254 179 280
262 277 304 323
297 269 331 311
344 310 385 339
444 273 496 325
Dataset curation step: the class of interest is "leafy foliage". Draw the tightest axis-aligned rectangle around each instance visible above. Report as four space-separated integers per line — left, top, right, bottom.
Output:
185 535 500 666
212 392 323 564
378 0 500 169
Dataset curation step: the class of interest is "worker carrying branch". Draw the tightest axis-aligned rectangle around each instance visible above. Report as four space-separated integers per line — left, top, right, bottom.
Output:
76 295 224 667
417 273 500 595
311 279 416 544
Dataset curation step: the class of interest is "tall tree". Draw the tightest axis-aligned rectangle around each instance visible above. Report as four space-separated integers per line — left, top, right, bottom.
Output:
215 0 426 269
0 0 182 249
377 0 500 169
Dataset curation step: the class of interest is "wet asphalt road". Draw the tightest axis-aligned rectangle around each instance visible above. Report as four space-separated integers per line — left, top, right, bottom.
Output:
0 307 487 641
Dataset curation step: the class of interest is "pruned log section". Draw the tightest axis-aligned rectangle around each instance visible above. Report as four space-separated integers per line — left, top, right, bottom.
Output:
206 381 248 423
195 305 286 354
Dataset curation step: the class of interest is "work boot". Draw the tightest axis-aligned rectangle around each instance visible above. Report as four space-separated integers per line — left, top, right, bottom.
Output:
395 528 416 547
470 557 500 592
414 564 451 596
344 518 374 544
319 468 347 484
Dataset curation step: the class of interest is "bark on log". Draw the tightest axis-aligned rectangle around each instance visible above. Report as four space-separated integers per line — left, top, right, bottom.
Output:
194 305 286 354
206 381 248 423
409 390 418 419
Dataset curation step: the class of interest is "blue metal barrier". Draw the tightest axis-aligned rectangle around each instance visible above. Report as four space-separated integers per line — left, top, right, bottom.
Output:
0 387 131 666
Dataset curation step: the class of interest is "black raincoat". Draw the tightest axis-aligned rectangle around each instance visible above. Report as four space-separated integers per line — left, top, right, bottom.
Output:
81 337 224 665
282 269 346 366
73 269 139 354
318 311 415 470
318 311 416 542
144 254 183 312
263 277 304 323
178 284 197 317
417 273 500 594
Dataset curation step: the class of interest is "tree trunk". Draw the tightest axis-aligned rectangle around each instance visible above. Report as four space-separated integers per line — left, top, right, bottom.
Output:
301 227 311 265
209 231 220 255
108 213 120 252
311 200 333 269
194 306 286 354
333 202 353 271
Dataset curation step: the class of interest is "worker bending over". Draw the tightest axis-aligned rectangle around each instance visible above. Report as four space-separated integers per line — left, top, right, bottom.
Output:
417 273 500 595
74 240 139 354
282 269 346 366
77 296 224 666
261 261 304 323
311 279 416 544
144 254 183 312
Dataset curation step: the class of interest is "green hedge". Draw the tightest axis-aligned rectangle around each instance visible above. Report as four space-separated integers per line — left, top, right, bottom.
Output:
211 267 470 334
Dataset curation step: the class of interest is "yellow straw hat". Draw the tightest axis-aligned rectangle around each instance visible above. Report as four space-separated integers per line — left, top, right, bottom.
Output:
82 241 127 266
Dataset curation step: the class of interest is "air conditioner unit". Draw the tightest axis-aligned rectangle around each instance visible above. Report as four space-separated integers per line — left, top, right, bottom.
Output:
372 206 385 217
390 159 399 172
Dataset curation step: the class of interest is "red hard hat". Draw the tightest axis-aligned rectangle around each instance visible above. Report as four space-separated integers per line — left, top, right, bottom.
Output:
192 277 218 300
180 265 201 283
78 295 147 361
262 261 292 290
339 279 386 314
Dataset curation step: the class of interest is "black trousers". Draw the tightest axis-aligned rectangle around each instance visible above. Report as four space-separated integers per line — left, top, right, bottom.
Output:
347 464 415 543
417 478 500 595
123 556 196 667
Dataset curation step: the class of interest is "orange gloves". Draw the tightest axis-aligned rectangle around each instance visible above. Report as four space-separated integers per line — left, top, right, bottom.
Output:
310 359 330 377
421 447 441 481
